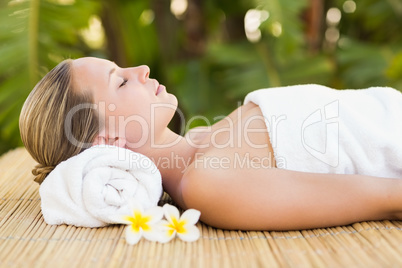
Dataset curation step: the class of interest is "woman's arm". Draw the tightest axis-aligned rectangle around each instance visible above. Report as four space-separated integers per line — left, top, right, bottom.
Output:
181 167 402 230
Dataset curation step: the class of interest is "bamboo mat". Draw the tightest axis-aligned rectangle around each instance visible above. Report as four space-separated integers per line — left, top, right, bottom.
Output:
1 148 402 268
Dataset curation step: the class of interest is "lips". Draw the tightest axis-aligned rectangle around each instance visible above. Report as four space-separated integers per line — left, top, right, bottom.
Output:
156 84 166 95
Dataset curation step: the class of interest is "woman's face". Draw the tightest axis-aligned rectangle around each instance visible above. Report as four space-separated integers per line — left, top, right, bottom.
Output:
72 57 178 147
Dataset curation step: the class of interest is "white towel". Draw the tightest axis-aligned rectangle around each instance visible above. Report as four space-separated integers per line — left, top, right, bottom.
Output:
244 84 402 178
39 145 163 227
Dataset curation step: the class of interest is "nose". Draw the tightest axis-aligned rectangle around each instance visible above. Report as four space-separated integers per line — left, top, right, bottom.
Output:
134 65 150 83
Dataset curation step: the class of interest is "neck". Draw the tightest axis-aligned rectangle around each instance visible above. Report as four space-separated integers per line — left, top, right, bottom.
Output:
127 128 198 199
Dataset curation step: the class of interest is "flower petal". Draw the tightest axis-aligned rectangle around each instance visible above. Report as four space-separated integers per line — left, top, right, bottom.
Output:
145 206 164 224
177 224 200 242
155 220 176 243
125 225 142 245
142 223 165 242
108 214 133 225
163 204 180 224
180 209 201 225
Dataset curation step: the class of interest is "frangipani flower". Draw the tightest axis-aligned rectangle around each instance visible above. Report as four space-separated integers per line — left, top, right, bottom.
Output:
159 204 201 243
115 201 164 245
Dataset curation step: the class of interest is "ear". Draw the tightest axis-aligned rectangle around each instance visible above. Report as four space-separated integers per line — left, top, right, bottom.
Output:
92 129 107 146
92 135 106 146
113 137 127 148
92 129 127 148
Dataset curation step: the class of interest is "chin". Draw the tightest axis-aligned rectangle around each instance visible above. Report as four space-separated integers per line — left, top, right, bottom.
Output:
168 93 178 109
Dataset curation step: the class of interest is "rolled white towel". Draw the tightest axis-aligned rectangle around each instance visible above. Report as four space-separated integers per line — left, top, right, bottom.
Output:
39 145 163 227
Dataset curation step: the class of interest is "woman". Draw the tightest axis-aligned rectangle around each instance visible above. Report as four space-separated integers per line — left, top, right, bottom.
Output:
19 57 402 231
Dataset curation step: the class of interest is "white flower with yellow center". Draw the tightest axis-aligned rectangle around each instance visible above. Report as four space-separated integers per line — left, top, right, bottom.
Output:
159 204 201 243
117 201 164 245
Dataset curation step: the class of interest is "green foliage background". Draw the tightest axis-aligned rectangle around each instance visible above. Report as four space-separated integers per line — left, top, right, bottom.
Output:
0 0 401 155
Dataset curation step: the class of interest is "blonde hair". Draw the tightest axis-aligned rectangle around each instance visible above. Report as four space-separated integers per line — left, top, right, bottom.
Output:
19 59 100 184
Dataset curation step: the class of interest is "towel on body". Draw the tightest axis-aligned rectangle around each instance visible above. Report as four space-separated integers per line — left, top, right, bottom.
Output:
39 145 163 227
244 84 402 178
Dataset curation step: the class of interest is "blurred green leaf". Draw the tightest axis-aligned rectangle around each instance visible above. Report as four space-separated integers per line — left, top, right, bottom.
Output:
0 0 99 154
337 40 390 88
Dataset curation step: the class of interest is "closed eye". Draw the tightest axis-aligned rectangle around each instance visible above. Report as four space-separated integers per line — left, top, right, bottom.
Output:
119 79 128 88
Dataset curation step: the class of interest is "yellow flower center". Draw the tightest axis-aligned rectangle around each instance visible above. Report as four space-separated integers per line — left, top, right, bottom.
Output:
169 217 187 234
126 211 151 232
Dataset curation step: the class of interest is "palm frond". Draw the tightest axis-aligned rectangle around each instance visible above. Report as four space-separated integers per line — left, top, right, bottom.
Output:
0 0 99 154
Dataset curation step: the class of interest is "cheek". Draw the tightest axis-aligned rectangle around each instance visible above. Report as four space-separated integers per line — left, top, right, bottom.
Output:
122 91 153 113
